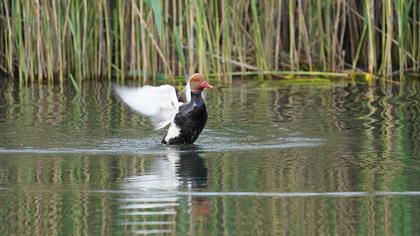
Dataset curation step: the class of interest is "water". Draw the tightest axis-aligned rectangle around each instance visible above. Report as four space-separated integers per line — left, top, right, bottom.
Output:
0 78 419 235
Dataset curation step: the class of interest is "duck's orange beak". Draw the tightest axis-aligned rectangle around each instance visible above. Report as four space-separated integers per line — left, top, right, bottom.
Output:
200 81 213 89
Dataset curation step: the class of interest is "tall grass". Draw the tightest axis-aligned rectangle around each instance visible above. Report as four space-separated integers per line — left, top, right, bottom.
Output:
0 0 419 81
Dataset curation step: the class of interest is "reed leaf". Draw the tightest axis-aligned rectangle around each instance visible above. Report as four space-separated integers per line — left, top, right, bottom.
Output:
145 0 163 41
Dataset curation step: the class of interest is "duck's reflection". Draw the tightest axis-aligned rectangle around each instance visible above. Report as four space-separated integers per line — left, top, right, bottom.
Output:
176 148 207 189
119 146 209 234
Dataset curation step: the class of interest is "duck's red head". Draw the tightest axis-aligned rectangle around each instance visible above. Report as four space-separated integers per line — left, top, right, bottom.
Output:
189 73 213 93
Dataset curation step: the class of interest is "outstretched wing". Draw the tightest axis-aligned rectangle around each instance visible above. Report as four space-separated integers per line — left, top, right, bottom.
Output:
114 85 180 130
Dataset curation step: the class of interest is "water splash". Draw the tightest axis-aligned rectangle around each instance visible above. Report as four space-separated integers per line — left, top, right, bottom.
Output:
0 135 323 155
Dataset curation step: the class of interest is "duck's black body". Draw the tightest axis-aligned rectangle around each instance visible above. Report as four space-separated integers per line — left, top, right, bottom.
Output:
161 92 208 145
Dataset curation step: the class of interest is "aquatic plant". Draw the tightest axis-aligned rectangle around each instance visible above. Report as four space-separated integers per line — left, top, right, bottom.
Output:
0 0 419 81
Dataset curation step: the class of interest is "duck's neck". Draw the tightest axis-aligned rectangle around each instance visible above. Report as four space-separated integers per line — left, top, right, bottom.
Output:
190 92 204 105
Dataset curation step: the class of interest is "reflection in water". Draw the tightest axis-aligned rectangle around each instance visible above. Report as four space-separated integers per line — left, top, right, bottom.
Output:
0 78 419 235
120 147 208 234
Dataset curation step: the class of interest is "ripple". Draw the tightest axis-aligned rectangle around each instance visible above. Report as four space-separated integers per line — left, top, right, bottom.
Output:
127 211 176 216
117 197 178 203
0 135 323 155
94 190 420 198
120 221 175 226
120 203 179 209
132 229 172 234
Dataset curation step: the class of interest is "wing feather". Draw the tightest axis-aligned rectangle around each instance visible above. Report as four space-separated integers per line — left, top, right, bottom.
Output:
114 85 179 130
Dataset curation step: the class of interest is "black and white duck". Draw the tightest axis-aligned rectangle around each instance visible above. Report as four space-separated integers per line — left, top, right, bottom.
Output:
114 73 213 145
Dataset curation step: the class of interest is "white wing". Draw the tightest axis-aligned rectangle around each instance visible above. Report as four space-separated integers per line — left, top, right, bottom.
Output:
114 85 180 130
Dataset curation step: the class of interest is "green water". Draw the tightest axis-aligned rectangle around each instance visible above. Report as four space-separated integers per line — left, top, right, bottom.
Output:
0 78 419 235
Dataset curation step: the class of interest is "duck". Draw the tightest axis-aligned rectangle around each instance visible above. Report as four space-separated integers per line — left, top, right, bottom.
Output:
114 73 213 145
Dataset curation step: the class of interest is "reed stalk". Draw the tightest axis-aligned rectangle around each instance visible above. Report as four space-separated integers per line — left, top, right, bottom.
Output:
396 0 406 80
365 0 376 74
289 0 296 71
3 0 13 77
383 0 393 76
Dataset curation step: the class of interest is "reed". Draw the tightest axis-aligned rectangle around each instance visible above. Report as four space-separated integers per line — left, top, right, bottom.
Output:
0 0 419 81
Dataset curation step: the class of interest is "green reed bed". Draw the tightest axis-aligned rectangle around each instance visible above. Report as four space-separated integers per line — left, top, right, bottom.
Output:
0 0 419 81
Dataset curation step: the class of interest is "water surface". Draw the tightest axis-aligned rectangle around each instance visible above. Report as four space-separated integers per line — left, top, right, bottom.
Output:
0 78 419 235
